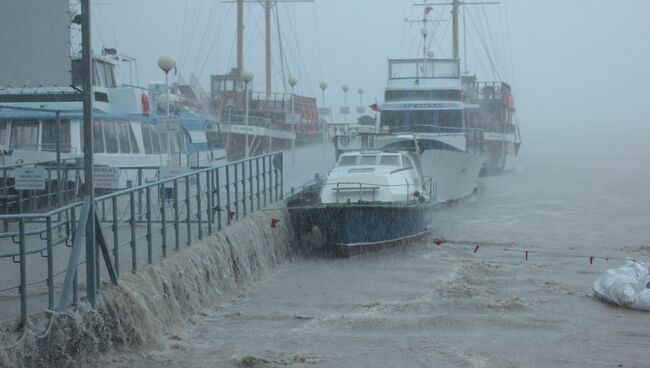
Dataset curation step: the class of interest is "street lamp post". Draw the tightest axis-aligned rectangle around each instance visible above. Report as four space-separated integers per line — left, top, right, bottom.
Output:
288 76 298 164
158 55 176 116
342 85 349 124
241 69 254 159
319 81 328 144
358 88 364 116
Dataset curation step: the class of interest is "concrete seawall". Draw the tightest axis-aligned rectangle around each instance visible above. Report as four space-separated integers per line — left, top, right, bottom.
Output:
0 203 294 368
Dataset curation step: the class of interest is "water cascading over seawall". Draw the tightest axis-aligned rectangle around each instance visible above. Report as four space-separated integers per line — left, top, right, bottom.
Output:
0 203 294 368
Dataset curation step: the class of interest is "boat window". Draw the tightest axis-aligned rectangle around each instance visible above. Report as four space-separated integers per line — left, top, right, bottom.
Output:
141 125 152 154
360 155 377 165
401 154 414 167
338 156 358 167
151 129 161 154
380 155 400 167
103 121 119 153
93 121 104 153
159 132 169 153
169 134 178 154
0 121 7 146
117 122 131 153
42 120 71 153
129 125 139 154
10 120 39 150
176 132 185 153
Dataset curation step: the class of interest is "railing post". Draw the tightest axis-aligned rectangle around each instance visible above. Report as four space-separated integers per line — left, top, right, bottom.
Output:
185 175 191 246
226 165 231 226
173 179 180 251
160 183 167 258
234 163 239 221
146 186 153 264
70 206 78 306
196 172 203 240
280 152 284 199
241 161 246 217
46 216 54 310
18 218 27 328
137 168 143 221
112 196 119 276
216 168 222 231
256 157 261 210
206 170 213 236
130 191 137 272
274 157 279 201
262 156 267 207
249 159 254 213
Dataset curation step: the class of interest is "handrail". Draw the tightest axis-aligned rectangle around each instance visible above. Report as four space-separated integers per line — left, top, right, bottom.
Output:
0 151 285 334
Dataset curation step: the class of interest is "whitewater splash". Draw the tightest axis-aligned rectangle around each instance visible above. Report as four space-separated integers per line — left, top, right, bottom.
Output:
0 204 294 368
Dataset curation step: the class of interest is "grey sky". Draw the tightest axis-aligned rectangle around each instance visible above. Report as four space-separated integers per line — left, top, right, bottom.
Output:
95 0 650 140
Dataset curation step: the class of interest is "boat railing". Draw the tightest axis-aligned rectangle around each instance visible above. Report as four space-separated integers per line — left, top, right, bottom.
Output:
329 176 436 204
391 125 484 154
6 144 78 154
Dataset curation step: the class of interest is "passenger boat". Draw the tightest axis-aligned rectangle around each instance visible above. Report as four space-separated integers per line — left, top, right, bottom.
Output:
376 57 484 203
308 147 435 256
374 2 485 202
0 51 226 188
462 78 521 175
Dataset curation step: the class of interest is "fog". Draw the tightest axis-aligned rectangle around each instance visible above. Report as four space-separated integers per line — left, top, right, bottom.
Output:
94 0 650 142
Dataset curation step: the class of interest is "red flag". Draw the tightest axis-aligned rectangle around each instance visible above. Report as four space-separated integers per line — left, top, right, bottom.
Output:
271 218 280 228
369 103 379 112
229 211 235 220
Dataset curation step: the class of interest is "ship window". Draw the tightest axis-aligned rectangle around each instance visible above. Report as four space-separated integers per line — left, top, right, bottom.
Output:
117 122 131 153
401 154 414 168
159 133 168 153
103 121 119 153
380 155 400 167
151 130 161 153
141 125 153 154
360 155 377 165
169 133 178 154
0 121 7 146
93 121 104 153
42 120 71 153
10 120 39 150
129 124 139 154
338 156 357 167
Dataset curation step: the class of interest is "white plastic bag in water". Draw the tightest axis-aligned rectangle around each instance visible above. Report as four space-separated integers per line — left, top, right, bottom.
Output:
593 259 650 311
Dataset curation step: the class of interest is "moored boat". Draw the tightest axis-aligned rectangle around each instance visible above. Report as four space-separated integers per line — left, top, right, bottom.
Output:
308 147 435 256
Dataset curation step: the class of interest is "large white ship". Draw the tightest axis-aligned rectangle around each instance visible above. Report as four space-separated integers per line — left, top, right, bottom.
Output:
376 57 484 203
375 2 485 203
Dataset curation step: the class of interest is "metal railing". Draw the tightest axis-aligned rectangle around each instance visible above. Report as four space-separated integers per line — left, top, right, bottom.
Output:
0 152 283 331
329 177 436 205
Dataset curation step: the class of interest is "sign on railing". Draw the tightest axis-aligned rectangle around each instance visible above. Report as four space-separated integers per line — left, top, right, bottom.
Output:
14 167 46 190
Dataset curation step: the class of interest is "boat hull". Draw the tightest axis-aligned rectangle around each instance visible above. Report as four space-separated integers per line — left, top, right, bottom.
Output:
303 203 434 256
419 148 484 203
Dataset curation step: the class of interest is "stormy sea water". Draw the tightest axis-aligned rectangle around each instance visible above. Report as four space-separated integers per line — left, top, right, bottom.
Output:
98 136 650 368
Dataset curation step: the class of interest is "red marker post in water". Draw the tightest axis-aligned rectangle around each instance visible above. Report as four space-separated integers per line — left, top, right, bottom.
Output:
271 218 280 228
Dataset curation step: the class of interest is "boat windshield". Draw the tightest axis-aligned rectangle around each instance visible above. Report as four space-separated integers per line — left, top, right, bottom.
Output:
360 155 377 165
338 156 357 167
380 155 400 167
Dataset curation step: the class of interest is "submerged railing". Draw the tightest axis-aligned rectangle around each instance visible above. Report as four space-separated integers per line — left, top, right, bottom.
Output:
0 152 283 330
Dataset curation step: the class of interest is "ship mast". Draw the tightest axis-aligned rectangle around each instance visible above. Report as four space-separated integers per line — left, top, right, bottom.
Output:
237 0 244 77
230 0 313 96
415 0 498 60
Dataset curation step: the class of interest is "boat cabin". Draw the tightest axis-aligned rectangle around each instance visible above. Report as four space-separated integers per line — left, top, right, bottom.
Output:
380 58 464 133
322 151 428 204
